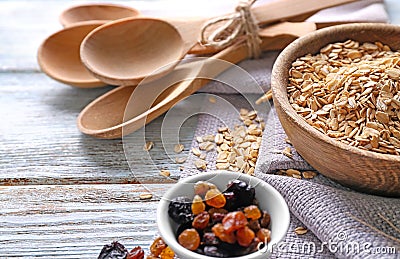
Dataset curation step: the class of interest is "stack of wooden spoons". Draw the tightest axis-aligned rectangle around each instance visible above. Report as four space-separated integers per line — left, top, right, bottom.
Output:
37 0 363 139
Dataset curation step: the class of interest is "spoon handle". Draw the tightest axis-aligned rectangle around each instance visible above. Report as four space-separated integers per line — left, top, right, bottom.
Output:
252 0 359 26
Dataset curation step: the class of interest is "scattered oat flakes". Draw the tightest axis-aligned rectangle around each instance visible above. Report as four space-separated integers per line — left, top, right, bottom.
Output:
159 169 171 177
284 137 292 145
139 193 153 200
286 169 301 178
209 96 217 103
294 227 308 235
194 159 207 170
192 147 202 157
282 147 293 158
302 171 317 179
174 144 184 153
143 141 154 151
175 157 187 164
256 89 273 104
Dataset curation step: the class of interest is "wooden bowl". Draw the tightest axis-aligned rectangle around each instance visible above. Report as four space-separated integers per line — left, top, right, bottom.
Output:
271 23 400 197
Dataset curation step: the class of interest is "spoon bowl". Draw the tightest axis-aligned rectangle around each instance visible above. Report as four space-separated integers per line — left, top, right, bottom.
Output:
81 17 186 86
59 3 140 27
37 21 107 88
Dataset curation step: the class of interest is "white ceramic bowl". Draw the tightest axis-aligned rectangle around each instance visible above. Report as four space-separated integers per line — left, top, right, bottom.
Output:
157 171 290 259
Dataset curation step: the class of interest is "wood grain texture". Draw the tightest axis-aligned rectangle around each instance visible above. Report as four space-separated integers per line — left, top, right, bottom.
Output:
0 184 171 258
0 72 196 185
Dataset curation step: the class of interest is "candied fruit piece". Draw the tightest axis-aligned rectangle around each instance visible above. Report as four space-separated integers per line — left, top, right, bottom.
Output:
98 241 127 259
202 232 220 246
257 228 271 243
205 188 226 208
178 228 200 251
192 211 210 230
150 237 167 257
244 205 262 220
248 219 261 232
191 195 206 215
236 226 255 247
168 196 193 224
226 180 255 208
260 211 271 228
203 246 228 257
126 246 144 259
222 211 248 234
160 246 175 259
212 223 236 244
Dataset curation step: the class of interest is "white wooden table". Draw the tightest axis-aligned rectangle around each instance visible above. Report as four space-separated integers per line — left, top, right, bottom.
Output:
0 0 399 258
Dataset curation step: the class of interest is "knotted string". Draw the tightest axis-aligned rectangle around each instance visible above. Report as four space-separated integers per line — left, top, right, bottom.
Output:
200 0 262 59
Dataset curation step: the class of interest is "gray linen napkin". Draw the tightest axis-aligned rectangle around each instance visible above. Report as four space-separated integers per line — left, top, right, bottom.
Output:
178 1 400 258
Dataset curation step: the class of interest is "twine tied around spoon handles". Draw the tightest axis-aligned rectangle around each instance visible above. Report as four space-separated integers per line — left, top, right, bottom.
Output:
200 0 262 59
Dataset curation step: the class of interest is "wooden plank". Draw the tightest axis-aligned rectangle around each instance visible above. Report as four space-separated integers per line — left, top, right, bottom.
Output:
0 72 196 185
0 184 171 258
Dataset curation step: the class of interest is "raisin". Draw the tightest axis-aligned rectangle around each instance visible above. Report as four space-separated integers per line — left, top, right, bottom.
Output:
257 228 271 243
211 212 226 223
222 191 236 211
260 211 271 228
191 195 206 215
149 237 167 257
160 246 175 259
192 211 210 230
211 223 236 244
126 246 144 259
222 211 248 234
248 219 261 232
226 180 255 208
178 228 200 251
97 241 127 259
203 246 228 257
168 196 193 224
202 232 220 246
236 226 255 247
205 188 226 208
244 205 262 220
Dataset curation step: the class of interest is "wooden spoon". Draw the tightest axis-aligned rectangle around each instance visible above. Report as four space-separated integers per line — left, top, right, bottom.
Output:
37 21 107 88
59 3 140 27
80 0 358 86
77 22 317 139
